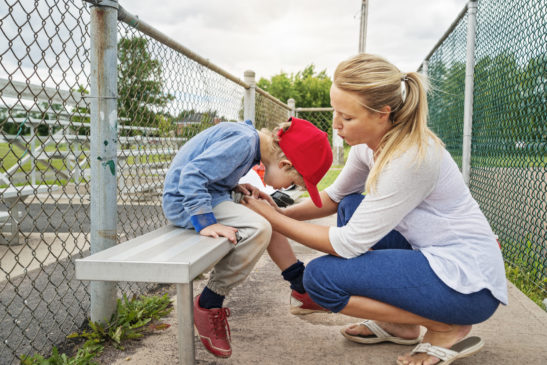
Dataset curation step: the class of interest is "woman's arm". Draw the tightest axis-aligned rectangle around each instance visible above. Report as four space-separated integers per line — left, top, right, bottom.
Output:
242 195 338 256
283 191 339 220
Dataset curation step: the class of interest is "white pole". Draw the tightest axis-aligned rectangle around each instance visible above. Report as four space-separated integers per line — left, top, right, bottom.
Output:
359 0 369 53
462 0 477 186
243 70 256 126
287 98 296 118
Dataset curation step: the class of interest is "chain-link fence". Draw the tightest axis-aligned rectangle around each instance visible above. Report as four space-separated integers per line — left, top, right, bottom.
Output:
421 0 546 296
0 1 295 362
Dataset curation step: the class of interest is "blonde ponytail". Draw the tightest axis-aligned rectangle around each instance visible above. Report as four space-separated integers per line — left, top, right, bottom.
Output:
333 54 443 192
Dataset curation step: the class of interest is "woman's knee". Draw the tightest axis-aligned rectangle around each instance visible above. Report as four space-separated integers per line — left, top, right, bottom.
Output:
337 193 364 227
303 256 350 312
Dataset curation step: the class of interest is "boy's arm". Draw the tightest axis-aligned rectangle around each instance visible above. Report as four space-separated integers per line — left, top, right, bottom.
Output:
180 134 255 232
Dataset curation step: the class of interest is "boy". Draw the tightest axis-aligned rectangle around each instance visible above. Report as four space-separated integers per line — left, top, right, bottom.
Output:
162 117 332 358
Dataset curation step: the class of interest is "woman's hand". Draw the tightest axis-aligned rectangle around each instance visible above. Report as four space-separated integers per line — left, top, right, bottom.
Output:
236 183 280 209
199 223 238 244
241 195 278 219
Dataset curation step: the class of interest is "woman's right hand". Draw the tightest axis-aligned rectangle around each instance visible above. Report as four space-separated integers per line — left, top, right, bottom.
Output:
200 223 238 244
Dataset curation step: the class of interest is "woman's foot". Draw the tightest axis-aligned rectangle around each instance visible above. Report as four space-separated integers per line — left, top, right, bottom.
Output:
396 325 472 365
343 320 421 342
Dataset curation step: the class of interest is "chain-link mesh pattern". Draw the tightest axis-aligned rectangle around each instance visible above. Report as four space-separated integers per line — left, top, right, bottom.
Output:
0 1 253 362
471 0 546 289
0 0 92 362
296 109 334 145
423 0 546 296
423 13 468 167
255 90 290 131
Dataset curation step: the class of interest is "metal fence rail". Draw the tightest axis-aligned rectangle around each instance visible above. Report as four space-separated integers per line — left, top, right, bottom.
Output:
421 0 546 295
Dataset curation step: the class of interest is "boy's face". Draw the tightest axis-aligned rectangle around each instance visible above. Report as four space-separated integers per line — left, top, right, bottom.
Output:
263 160 304 190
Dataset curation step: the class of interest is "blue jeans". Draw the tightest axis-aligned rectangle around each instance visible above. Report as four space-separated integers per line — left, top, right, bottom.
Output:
303 193 500 324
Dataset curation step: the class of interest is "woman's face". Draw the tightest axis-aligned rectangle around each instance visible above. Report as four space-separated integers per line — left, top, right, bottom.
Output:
330 84 391 151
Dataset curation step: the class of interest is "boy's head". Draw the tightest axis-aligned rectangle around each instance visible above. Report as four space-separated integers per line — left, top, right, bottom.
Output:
272 117 333 207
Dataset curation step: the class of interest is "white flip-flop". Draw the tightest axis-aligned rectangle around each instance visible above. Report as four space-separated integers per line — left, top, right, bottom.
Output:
341 319 421 345
398 336 484 365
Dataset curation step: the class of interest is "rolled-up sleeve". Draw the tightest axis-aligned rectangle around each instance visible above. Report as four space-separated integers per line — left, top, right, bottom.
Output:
329 149 440 258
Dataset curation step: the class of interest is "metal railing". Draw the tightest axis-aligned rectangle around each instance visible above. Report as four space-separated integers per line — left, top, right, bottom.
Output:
421 0 546 296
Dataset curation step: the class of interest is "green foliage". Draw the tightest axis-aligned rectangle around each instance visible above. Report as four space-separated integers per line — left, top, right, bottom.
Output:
505 262 546 309
503 234 546 309
75 293 172 349
118 37 175 133
20 345 100 365
257 64 332 108
20 293 173 365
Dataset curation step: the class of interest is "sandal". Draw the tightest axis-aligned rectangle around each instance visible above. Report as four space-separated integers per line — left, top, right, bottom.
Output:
397 336 484 365
340 320 421 345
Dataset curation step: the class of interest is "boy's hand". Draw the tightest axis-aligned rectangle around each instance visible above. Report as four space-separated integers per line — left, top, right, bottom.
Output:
236 183 278 207
200 223 239 244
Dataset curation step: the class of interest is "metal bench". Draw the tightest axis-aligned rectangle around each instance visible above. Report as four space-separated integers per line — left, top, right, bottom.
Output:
75 225 233 365
1 184 59 244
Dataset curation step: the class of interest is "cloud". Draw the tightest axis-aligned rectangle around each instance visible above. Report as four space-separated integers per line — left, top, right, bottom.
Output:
121 0 469 79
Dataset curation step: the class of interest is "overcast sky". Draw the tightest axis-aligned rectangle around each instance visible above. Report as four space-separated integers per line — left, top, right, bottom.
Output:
121 0 469 80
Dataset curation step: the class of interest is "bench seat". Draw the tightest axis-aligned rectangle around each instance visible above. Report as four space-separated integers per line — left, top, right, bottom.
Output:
75 225 233 364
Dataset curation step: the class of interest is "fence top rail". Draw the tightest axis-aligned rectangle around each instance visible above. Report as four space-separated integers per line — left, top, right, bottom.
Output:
420 0 473 66
117 5 250 90
255 87 291 110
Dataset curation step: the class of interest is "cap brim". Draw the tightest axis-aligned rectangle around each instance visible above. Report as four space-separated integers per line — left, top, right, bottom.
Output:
304 179 322 208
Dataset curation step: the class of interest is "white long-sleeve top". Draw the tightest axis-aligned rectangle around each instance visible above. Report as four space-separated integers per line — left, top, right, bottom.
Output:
325 142 508 305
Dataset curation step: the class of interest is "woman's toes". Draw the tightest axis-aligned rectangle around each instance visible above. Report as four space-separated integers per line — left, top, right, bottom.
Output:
344 323 368 335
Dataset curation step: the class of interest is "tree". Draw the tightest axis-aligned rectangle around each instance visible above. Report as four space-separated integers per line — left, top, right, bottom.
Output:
257 64 332 108
117 37 174 135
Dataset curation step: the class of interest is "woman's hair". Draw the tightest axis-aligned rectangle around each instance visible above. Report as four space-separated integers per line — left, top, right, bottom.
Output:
333 53 444 192
260 121 302 182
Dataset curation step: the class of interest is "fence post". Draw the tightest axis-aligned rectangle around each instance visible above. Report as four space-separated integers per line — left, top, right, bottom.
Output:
462 0 478 186
332 128 344 166
89 0 119 324
287 98 296 117
243 70 256 126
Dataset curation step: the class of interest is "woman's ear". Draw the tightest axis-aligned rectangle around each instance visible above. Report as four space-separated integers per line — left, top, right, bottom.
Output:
377 105 392 124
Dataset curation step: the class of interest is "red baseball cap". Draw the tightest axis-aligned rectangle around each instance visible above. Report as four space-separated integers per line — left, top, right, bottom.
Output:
278 117 333 207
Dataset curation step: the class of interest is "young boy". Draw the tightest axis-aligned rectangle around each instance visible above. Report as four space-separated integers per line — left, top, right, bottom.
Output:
162 117 332 358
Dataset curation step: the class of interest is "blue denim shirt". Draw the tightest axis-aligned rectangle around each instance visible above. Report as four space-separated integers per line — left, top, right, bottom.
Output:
162 122 260 231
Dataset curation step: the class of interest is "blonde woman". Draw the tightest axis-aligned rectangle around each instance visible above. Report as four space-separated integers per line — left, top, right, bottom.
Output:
243 54 507 365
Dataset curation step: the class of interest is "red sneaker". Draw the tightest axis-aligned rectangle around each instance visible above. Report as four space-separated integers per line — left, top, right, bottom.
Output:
290 290 330 315
193 295 232 358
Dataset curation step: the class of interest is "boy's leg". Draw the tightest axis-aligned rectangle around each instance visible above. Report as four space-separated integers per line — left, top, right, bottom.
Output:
194 200 271 358
206 200 272 297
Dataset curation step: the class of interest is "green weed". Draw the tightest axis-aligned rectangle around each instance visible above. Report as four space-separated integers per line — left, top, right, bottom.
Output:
20 293 173 364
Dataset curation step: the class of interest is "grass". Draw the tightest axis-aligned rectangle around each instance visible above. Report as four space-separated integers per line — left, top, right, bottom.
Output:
20 293 173 365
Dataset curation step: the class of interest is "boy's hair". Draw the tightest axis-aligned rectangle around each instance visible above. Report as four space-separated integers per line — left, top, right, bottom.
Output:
260 122 303 183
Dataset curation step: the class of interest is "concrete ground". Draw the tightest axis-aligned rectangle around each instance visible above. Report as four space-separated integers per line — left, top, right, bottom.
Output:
94 214 547 365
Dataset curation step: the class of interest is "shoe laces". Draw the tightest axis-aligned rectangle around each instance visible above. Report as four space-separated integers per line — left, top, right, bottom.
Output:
210 308 231 341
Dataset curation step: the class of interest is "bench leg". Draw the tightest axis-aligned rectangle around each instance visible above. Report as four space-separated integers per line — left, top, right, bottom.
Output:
176 282 195 365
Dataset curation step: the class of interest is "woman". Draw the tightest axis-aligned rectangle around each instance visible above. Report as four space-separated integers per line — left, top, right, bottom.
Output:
243 54 507 365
